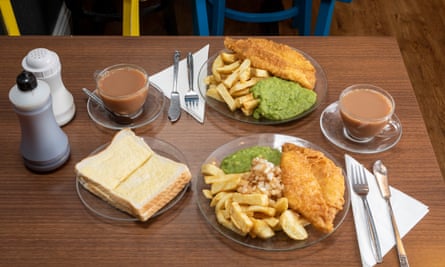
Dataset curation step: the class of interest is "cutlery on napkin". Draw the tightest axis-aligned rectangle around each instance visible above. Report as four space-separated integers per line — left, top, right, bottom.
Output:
149 45 209 123
345 154 429 267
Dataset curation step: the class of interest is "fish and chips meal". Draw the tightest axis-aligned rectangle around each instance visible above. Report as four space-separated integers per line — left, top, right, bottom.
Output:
75 129 191 221
204 37 318 120
201 143 345 240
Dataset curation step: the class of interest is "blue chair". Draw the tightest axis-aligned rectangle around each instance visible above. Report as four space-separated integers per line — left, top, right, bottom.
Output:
193 0 352 36
194 0 312 36
193 0 210 35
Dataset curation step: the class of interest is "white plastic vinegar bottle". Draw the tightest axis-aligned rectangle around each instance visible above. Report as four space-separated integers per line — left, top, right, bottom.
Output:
9 71 70 172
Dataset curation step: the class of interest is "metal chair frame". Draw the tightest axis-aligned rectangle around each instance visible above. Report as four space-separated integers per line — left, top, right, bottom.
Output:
209 0 311 36
122 0 139 36
193 0 353 36
0 0 20 36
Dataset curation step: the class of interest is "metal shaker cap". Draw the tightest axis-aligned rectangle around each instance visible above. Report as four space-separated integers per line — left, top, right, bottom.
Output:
22 48 61 78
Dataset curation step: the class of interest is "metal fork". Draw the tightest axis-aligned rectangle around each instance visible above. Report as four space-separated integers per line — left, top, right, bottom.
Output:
351 164 383 263
184 52 199 107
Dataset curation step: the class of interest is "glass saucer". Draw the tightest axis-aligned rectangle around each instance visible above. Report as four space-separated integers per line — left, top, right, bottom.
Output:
320 101 402 154
86 85 165 130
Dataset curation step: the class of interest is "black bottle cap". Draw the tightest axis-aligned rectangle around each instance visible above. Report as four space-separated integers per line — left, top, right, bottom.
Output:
16 70 37 91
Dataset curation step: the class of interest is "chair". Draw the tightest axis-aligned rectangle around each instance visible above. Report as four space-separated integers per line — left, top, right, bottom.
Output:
0 0 20 36
193 0 353 36
193 0 209 35
122 0 139 36
65 0 177 36
195 0 312 36
314 0 352 35
121 0 179 36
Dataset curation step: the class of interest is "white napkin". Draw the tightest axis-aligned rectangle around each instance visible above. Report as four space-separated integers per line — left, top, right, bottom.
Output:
345 154 429 267
149 45 209 123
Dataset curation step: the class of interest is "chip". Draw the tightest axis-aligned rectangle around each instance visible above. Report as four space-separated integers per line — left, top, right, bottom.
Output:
205 51 270 116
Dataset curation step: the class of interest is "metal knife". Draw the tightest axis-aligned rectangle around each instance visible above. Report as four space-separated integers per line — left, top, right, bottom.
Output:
168 50 181 122
373 160 410 267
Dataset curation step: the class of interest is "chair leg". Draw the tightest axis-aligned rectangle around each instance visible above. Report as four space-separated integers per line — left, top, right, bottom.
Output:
193 0 209 35
294 0 312 35
210 0 226 35
0 0 20 36
314 0 336 36
122 0 139 36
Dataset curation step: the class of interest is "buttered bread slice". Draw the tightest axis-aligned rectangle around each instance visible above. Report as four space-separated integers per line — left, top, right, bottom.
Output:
75 129 191 221
114 153 191 220
75 128 154 190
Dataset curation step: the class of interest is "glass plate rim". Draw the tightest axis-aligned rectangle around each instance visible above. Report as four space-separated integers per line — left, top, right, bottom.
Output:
76 136 190 222
197 48 328 125
195 133 350 251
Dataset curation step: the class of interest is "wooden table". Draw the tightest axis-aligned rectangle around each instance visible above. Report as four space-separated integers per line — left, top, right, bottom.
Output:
0 36 443 266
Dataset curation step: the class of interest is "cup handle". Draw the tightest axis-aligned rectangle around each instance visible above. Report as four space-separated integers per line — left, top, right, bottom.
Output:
377 117 402 139
93 69 103 79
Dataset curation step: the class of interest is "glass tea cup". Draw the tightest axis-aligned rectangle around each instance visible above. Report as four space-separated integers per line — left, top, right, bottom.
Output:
96 64 149 120
339 84 401 143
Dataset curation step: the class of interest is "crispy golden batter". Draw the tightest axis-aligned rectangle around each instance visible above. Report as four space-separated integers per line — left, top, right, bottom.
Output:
224 37 316 89
280 150 330 232
280 143 345 233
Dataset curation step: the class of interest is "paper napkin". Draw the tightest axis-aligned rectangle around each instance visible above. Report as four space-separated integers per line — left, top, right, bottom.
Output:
345 154 429 267
149 45 209 123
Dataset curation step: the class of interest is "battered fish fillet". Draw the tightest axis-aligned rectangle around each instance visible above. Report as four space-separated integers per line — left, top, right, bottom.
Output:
281 143 345 233
224 37 316 89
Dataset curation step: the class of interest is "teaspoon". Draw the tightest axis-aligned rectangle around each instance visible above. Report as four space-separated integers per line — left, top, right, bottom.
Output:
82 88 134 125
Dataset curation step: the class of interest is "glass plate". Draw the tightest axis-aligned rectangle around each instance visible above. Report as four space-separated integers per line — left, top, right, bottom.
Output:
197 49 327 124
86 84 165 130
76 136 190 222
195 134 350 251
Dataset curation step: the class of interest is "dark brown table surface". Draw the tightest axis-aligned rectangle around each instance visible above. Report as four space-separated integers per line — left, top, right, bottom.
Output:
0 36 443 266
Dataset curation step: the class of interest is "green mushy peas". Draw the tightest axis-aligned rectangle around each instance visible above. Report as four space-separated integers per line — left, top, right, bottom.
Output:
251 77 317 120
220 146 281 174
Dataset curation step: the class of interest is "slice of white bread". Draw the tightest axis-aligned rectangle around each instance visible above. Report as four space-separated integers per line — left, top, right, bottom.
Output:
113 153 191 220
75 129 191 221
76 128 154 190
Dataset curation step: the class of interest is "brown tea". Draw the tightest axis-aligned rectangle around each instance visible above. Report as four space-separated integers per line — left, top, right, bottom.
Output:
339 86 394 141
97 65 148 116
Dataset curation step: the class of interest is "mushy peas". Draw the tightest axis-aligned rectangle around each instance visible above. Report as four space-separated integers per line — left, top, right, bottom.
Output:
251 77 317 120
220 146 281 174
